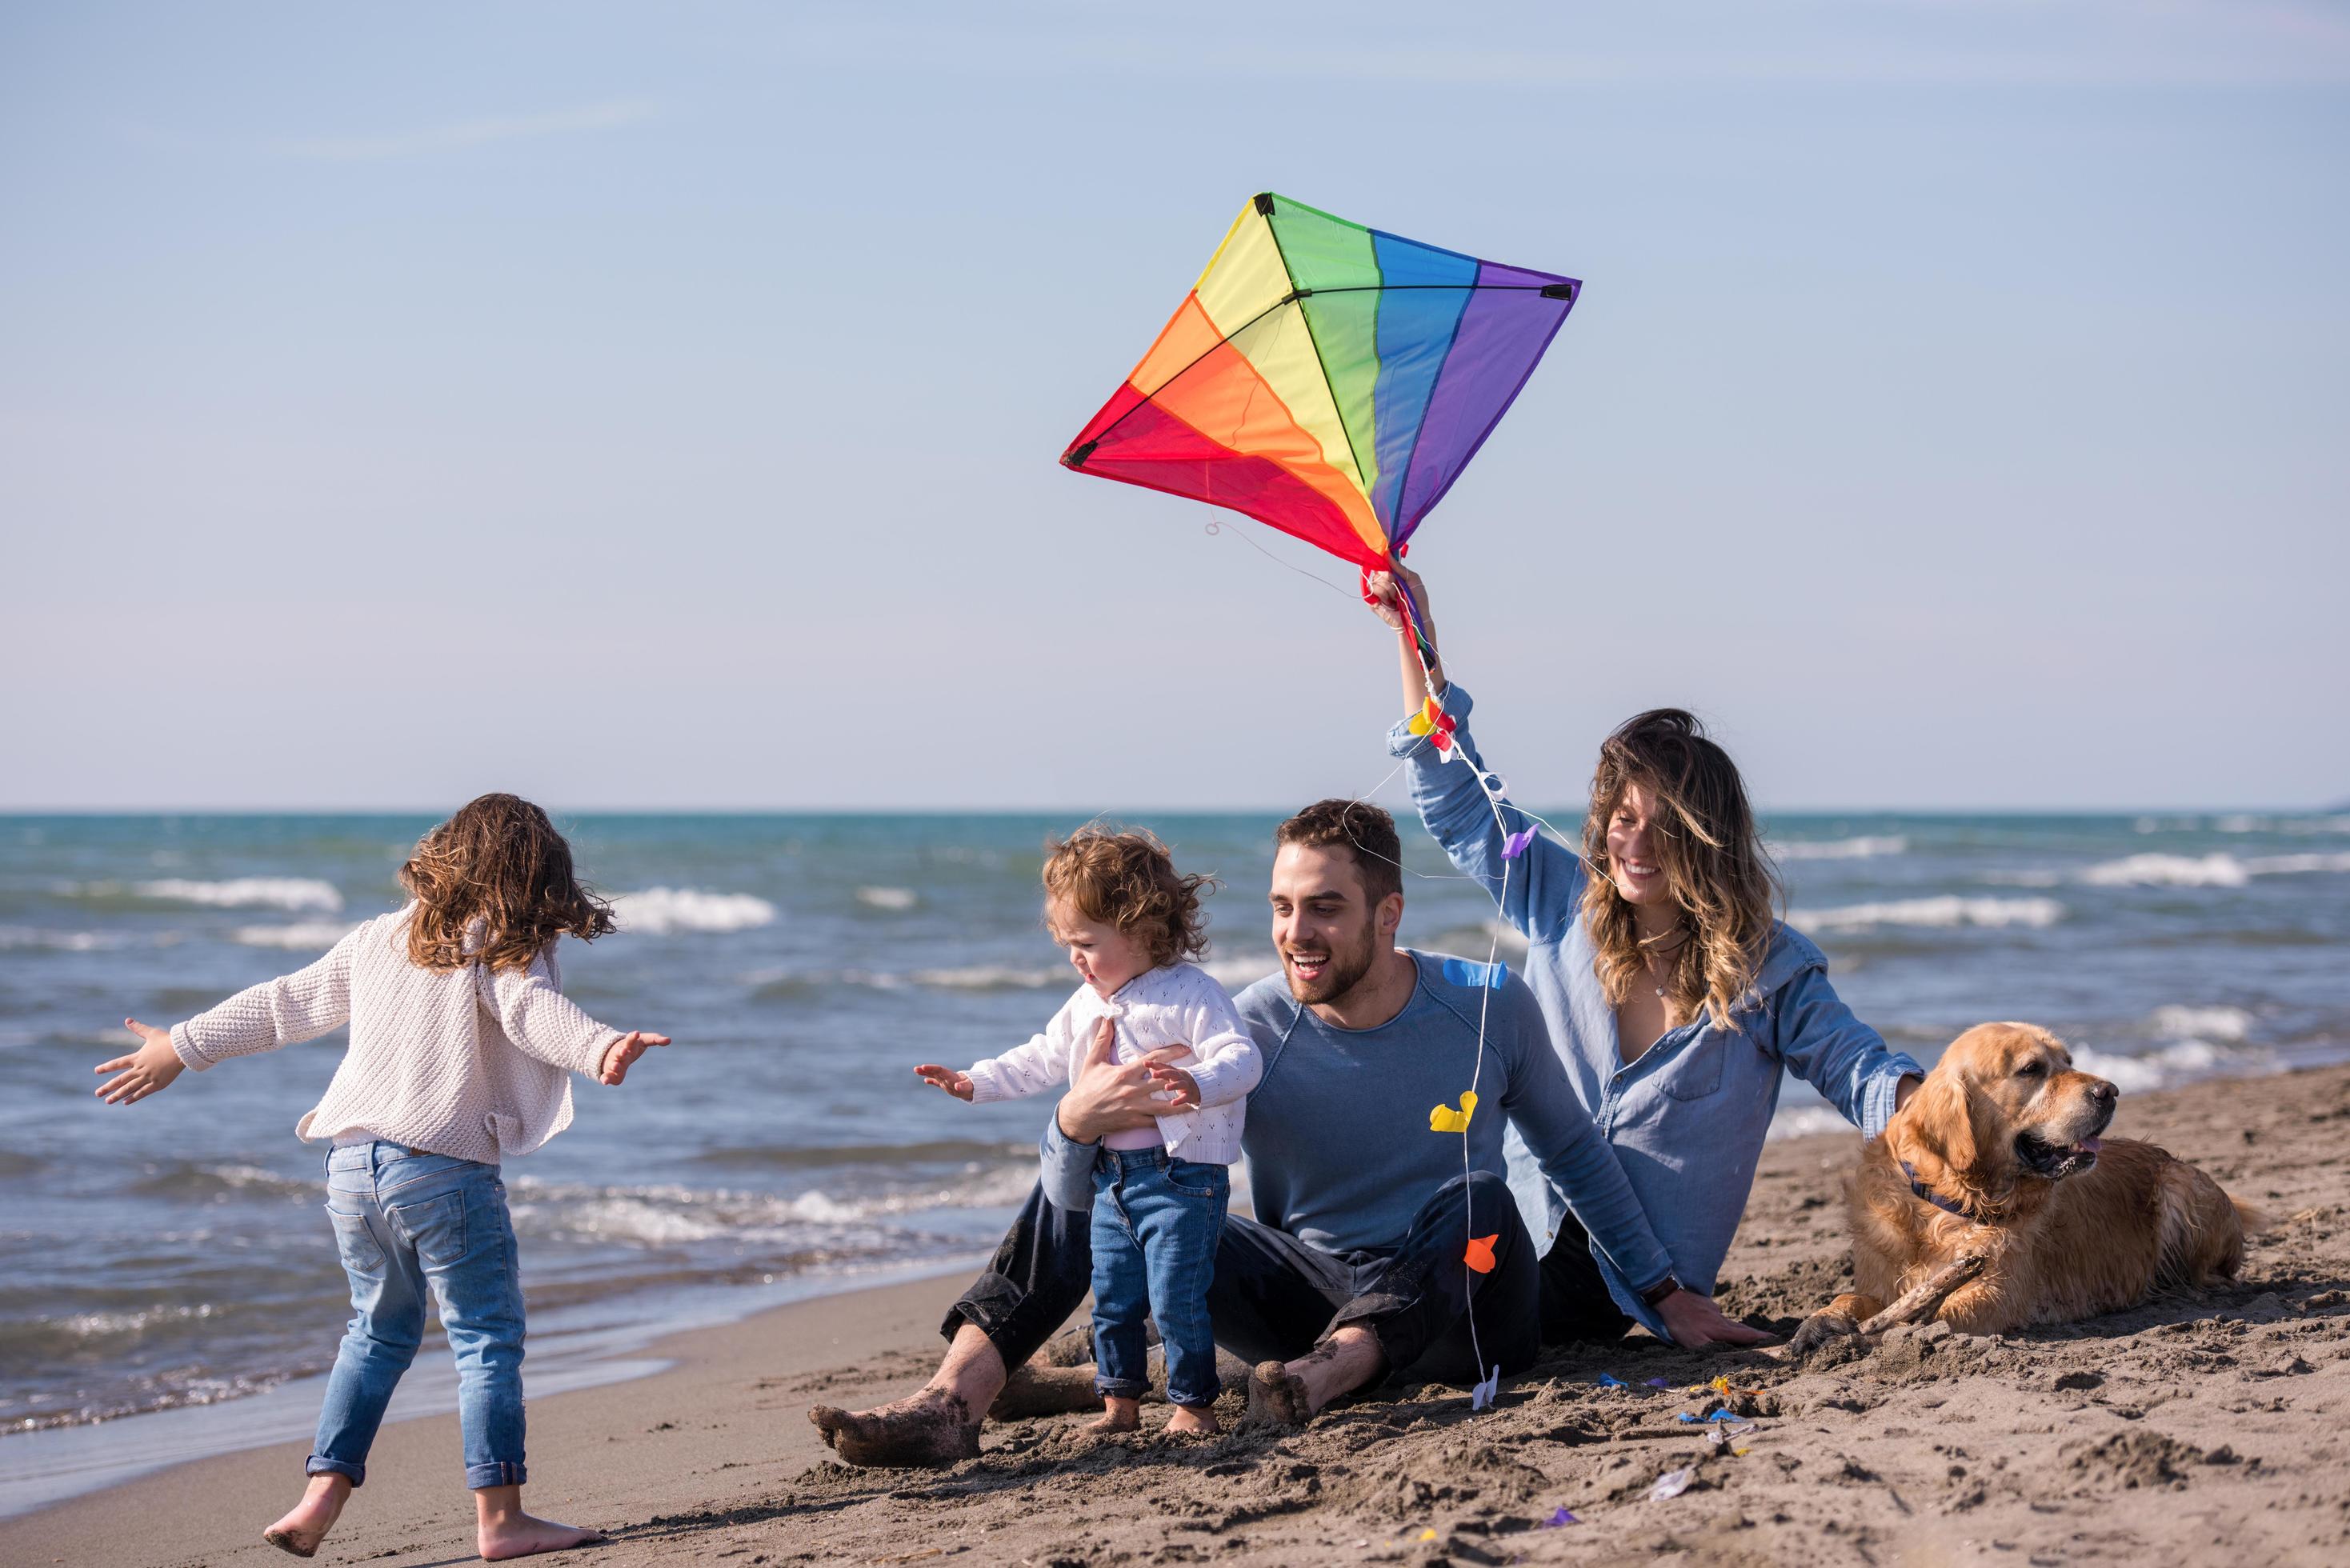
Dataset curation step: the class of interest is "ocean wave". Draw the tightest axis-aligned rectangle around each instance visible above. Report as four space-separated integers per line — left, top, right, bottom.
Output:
0 926 121 952
855 886 919 911
1766 1106 1855 1142
2147 1004 2253 1043
2072 1040 2249 1096
1789 896 2065 934
505 1166 1036 1248
905 964 1062 991
232 921 359 950
1199 954 1280 988
2215 814 2350 835
132 878 345 912
2079 854 2248 889
2078 850 2350 889
1769 835 1908 861
127 1162 321 1202
610 887 779 935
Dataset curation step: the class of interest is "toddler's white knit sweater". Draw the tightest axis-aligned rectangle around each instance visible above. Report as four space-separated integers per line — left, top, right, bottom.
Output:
169 903 621 1163
964 962 1261 1165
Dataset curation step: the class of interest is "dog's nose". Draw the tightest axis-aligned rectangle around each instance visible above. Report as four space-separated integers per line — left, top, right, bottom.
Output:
2088 1079 2117 1107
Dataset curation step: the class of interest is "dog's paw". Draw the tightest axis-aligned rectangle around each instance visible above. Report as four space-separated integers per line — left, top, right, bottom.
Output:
1788 1309 1861 1358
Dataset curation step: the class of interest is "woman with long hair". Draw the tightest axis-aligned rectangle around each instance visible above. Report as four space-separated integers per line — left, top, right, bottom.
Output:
1366 567 1922 1349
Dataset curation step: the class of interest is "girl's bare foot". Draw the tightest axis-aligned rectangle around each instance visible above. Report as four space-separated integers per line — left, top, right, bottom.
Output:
1086 1395 1141 1434
262 1473 350 1558
1165 1404 1219 1437
474 1485 607 1560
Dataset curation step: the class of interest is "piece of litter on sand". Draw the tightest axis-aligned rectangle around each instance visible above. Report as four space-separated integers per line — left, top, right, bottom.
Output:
1675 1411 1699 1422
1649 1467 1695 1501
1471 1364 1501 1411
1707 1420 1759 1448
1595 1373 1627 1387
1540 1507 1580 1527
1419 1527 1439 1541
1643 1377 1671 1388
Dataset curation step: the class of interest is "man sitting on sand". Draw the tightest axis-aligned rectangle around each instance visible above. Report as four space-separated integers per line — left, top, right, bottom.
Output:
811 800 1763 1466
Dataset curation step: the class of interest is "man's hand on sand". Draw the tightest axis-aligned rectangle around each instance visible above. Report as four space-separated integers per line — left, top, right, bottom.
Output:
915 1064 975 1102
1055 1017 1187 1142
1658 1287 1776 1350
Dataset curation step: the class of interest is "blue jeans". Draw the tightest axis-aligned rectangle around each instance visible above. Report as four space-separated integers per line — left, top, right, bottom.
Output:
1089 1149 1227 1410
308 1143 527 1490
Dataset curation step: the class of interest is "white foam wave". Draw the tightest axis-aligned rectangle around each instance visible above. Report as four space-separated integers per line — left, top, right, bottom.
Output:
2216 814 2350 835
2071 1040 2248 1096
134 878 344 912
0 926 120 952
2243 852 2350 877
611 887 778 935
59 1303 220 1339
1766 1106 1854 1142
506 1166 1036 1247
2078 850 2350 889
232 922 358 950
855 886 919 911
1770 835 1908 862
907 964 1062 990
2080 854 2248 888
1199 954 1281 989
1790 896 2065 934
2148 1004 2252 1042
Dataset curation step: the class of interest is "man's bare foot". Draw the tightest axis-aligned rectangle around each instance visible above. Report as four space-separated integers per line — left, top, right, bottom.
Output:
262 1473 350 1558
1243 1360 1313 1428
1165 1404 1219 1437
809 1386 981 1468
1086 1395 1141 1434
988 1359 1102 1419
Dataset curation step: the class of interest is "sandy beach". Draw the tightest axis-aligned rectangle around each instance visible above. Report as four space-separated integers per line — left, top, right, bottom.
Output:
7 1062 2346 1568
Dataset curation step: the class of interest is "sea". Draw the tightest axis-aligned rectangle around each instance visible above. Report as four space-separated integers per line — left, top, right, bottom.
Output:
3 809 2347 1510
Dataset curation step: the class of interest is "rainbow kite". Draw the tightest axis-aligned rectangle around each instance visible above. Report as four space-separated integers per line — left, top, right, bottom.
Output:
1060 191 1580 574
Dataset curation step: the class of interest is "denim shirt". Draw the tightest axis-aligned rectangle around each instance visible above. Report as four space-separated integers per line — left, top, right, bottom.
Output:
1391 683 1925 1338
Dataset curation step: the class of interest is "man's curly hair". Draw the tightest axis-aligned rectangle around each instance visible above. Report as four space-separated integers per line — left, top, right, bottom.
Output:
1041 826 1215 970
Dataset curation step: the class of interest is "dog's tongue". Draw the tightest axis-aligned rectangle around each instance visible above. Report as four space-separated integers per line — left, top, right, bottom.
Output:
2080 1136 2104 1155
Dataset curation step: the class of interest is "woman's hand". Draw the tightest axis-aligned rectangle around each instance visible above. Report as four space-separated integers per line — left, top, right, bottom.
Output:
1656 1288 1776 1350
94 1018 186 1106
914 1064 975 1102
1055 1017 1185 1143
1363 565 1431 636
599 1031 671 1086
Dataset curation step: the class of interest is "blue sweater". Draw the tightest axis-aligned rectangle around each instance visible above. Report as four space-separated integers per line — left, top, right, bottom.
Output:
1041 949 1676 1296
1391 683 1925 1336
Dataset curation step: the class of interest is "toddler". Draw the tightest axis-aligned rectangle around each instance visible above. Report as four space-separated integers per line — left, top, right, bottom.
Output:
916 828 1260 1435
92 794 668 1562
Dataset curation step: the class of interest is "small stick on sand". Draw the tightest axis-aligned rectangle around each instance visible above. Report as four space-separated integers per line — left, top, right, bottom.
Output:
1859 1254 1985 1334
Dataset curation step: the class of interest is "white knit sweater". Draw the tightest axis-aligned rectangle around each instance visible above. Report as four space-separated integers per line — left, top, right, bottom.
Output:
170 904 622 1164
964 962 1261 1165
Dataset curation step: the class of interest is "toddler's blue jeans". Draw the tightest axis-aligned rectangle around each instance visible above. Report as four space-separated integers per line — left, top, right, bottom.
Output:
308 1142 527 1490
1089 1147 1227 1410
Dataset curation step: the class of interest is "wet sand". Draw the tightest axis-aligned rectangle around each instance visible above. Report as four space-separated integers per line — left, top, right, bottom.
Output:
8 1065 2348 1566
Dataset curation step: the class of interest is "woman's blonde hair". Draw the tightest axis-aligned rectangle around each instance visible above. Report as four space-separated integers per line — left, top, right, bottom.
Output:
399 794 615 973
1576 710 1777 1030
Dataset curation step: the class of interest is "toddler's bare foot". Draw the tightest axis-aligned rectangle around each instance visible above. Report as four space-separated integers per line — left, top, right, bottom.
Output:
262 1474 350 1558
1086 1395 1141 1434
809 1386 981 1468
477 1513 607 1560
1243 1360 1313 1429
1165 1404 1219 1437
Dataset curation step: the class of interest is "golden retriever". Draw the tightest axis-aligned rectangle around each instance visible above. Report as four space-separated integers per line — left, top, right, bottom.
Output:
1791 1022 2252 1350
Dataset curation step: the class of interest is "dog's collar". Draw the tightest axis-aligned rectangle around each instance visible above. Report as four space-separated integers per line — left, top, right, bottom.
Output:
1902 1160 1973 1218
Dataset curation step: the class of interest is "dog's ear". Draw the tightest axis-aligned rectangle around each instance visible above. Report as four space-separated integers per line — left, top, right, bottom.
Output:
1896 1070 1988 1183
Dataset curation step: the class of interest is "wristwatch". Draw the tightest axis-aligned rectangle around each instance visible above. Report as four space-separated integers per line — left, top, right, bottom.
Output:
1639 1274 1684 1308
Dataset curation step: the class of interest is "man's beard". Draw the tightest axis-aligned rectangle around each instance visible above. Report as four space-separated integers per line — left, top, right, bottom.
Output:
1282 923 1380 1006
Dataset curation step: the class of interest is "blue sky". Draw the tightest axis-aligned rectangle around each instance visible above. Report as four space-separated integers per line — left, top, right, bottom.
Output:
4 2 2344 811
